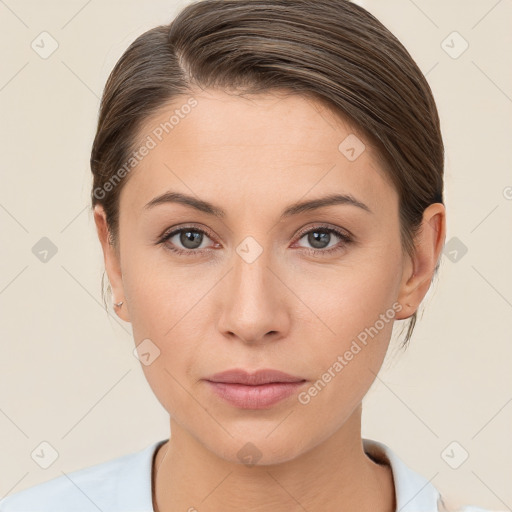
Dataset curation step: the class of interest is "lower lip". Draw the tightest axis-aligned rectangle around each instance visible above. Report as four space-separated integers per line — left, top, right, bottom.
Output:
205 380 306 409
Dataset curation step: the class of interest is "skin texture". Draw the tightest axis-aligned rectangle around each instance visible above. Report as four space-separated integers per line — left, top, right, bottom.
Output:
94 89 446 512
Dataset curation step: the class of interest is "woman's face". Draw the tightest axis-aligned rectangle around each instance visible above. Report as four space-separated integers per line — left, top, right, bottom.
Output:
96 89 422 464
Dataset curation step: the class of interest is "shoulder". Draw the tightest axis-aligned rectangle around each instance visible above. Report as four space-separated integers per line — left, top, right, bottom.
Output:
0 458 122 511
0 441 164 512
363 438 496 512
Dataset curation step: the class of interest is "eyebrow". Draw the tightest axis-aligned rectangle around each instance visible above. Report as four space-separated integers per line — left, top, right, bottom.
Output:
143 191 372 218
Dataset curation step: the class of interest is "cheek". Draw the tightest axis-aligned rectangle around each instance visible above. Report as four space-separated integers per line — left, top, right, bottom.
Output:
119 245 210 412
120 241 201 338
295 285 397 433
300 252 401 346
292 250 402 400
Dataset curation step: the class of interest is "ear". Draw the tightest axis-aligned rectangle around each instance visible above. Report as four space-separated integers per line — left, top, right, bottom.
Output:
93 204 131 323
395 203 446 320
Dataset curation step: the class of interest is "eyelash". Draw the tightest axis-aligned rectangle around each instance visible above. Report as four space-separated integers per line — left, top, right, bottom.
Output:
157 224 353 257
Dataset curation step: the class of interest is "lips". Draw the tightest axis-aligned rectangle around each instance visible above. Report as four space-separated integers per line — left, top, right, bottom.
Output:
203 369 307 409
204 368 305 386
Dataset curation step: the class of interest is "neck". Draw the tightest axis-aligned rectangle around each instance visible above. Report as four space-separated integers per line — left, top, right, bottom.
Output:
153 404 395 512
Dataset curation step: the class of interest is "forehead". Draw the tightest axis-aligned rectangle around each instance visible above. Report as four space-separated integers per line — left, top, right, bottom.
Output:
139 88 370 155
120 89 396 216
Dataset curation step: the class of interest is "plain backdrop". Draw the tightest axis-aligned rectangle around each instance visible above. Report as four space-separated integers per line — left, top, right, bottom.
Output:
0 0 511 510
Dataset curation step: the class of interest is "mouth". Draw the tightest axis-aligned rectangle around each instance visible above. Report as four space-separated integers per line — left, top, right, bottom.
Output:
204 368 305 385
203 368 307 409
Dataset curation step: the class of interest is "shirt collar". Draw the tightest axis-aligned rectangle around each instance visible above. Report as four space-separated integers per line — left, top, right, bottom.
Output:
128 438 441 512
363 438 441 511
116 439 166 511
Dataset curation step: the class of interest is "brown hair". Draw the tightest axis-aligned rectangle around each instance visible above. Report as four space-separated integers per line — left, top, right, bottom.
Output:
90 0 444 348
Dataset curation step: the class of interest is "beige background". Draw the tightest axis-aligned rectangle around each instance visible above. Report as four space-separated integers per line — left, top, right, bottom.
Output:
0 0 511 510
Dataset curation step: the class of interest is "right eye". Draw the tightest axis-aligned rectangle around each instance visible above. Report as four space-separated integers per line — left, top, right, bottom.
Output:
159 226 218 256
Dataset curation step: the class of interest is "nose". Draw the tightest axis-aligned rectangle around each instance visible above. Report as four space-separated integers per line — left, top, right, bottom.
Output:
217 242 290 345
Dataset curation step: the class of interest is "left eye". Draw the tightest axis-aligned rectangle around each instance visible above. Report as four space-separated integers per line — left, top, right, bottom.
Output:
295 227 352 252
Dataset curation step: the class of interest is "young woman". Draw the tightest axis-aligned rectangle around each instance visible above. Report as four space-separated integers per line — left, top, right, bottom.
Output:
0 1 493 511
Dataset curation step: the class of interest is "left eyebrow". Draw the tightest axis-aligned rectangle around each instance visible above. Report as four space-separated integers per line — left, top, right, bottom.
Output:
280 193 372 217
143 191 372 218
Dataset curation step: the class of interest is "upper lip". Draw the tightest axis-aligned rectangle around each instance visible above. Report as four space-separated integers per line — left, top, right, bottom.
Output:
205 369 306 385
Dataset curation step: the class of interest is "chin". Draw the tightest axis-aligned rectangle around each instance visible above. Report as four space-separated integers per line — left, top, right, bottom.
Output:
200 428 311 468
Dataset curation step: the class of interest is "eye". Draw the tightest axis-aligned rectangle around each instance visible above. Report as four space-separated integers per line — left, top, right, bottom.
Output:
294 225 353 255
158 226 217 256
157 223 353 257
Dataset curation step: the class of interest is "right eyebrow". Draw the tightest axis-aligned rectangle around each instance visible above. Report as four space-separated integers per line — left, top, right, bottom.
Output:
144 191 225 218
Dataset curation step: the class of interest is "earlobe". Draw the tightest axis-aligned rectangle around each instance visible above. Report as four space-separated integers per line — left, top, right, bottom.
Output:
395 203 446 321
395 255 417 320
93 205 131 323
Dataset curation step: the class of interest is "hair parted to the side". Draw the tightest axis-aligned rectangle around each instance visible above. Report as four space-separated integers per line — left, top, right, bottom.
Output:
90 0 444 348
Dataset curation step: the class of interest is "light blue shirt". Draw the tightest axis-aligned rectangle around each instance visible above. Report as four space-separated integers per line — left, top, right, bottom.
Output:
0 438 491 511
